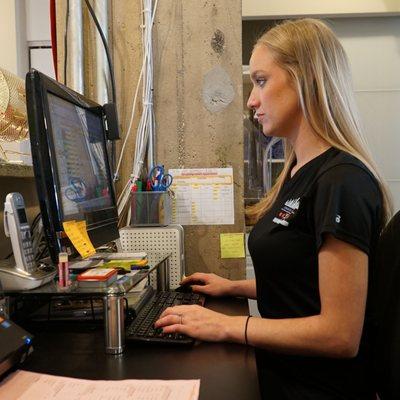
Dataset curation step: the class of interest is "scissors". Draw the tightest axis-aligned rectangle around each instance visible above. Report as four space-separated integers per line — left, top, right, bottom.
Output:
148 165 173 191
64 177 87 202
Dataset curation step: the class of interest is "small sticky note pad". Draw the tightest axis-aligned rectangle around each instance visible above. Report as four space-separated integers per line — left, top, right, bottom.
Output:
220 233 245 259
76 220 91 243
63 220 96 258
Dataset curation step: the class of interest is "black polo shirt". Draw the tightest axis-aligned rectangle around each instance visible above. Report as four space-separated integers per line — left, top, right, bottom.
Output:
248 147 383 399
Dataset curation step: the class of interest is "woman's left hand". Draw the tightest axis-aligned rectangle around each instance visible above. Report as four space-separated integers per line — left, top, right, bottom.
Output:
154 305 235 342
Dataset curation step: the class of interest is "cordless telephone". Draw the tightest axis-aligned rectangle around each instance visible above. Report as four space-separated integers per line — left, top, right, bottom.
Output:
0 193 56 290
4 193 36 273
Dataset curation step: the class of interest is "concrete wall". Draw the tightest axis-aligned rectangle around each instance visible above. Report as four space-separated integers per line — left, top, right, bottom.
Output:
55 0 245 279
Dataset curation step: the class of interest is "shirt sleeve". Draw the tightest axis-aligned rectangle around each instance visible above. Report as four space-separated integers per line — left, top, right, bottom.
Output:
313 164 382 254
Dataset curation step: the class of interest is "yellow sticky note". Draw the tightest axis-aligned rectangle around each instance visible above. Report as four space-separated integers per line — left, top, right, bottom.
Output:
220 233 245 259
63 220 96 258
76 220 91 243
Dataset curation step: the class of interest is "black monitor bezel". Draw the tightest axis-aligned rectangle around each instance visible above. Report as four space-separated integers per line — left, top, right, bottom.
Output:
26 70 119 263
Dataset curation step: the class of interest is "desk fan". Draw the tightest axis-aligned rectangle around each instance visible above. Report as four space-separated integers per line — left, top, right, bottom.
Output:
0 68 29 162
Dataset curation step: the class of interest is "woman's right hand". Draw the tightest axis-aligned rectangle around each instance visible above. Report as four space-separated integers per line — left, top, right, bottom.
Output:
180 272 234 297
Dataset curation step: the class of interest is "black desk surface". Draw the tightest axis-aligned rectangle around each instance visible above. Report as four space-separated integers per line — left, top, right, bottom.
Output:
21 297 261 400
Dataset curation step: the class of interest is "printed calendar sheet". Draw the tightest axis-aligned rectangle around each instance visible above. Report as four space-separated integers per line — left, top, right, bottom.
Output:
169 167 234 225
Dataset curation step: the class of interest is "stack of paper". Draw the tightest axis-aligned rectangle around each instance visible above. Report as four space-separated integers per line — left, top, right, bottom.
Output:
0 370 200 400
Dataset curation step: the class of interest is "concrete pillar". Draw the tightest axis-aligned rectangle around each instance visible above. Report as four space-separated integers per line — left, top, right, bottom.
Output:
153 1 245 279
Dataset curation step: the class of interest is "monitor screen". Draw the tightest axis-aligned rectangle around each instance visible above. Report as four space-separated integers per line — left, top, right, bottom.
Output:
47 93 112 218
26 70 119 263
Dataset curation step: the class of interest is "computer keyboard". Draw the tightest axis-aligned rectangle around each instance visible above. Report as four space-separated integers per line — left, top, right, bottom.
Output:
126 290 205 345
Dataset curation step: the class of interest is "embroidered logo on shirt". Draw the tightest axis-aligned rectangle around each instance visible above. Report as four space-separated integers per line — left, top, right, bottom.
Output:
335 214 341 223
273 198 300 227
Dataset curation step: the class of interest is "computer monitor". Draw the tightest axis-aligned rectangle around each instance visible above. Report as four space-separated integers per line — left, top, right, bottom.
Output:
25 70 119 264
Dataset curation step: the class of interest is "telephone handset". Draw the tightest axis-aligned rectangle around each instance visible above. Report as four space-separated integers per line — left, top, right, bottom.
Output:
0 193 56 290
4 193 36 274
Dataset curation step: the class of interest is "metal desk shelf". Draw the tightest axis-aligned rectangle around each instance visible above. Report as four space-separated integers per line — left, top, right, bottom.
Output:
5 252 171 354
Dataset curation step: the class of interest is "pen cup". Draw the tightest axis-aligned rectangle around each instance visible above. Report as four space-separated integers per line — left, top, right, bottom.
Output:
130 191 172 226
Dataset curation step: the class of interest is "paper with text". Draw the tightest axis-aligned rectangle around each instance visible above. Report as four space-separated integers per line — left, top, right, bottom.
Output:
169 167 234 225
0 370 200 400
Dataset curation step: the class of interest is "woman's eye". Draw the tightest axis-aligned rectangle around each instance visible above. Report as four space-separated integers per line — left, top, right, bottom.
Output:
255 78 266 87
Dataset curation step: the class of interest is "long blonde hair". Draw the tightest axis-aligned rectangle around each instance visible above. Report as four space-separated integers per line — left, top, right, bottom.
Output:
246 18 392 226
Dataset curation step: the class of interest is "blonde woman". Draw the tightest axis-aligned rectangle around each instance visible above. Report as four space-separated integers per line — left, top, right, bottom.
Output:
156 19 390 399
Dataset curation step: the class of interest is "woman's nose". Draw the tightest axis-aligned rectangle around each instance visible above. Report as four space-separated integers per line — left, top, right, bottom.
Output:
247 88 259 110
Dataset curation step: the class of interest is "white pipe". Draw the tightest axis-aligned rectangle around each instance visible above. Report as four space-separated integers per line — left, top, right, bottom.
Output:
94 0 109 104
68 0 84 94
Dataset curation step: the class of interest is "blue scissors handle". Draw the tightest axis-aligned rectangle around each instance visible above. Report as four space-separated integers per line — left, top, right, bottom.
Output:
148 165 173 191
158 173 173 191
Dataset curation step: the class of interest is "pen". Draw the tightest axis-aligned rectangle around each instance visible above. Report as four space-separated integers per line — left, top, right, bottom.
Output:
131 265 150 271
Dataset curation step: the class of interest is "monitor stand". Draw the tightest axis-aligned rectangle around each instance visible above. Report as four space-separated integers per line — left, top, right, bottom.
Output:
0 259 56 291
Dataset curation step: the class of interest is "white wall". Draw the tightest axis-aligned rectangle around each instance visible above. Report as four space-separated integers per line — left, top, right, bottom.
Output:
25 0 54 79
0 0 51 80
0 0 52 164
0 0 29 164
0 0 28 77
243 0 400 19
0 0 18 73
331 17 400 212
26 0 51 42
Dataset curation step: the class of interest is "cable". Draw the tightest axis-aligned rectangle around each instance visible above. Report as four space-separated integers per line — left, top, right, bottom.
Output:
115 0 159 226
36 245 49 263
31 212 41 229
31 216 42 258
83 0 117 175
115 0 159 180
83 0 116 104
29 213 49 262
114 66 143 180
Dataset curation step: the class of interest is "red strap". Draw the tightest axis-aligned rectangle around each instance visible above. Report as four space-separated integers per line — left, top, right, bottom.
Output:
50 0 58 80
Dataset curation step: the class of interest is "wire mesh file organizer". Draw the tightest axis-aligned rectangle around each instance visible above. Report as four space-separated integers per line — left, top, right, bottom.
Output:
118 225 184 289
131 191 172 226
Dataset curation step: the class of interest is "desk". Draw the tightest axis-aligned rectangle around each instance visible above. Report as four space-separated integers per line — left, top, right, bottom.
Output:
21 297 261 400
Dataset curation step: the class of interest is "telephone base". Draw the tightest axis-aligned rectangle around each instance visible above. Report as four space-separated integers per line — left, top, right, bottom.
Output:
0 260 56 291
